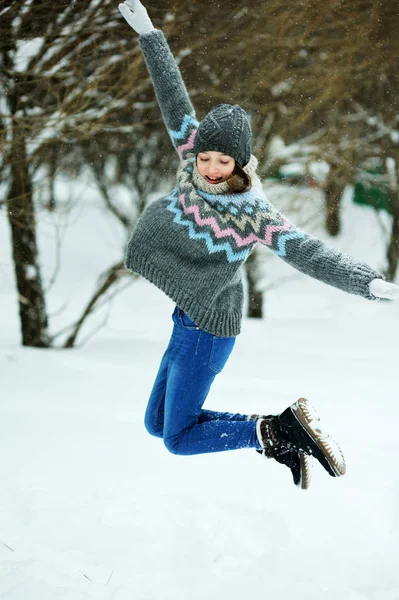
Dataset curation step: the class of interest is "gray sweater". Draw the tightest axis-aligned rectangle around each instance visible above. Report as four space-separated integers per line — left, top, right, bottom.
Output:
125 29 383 337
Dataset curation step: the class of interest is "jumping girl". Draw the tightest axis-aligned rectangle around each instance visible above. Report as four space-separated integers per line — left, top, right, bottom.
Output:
118 0 399 490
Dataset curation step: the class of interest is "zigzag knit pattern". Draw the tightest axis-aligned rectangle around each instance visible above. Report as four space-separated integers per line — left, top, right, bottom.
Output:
166 189 251 263
173 157 306 262
168 118 198 159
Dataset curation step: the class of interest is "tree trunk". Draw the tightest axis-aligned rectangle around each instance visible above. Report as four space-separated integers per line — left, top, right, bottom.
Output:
245 249 263 319
325 165 347 236
47 148 57 212
7 130 50 347
387 188 399 280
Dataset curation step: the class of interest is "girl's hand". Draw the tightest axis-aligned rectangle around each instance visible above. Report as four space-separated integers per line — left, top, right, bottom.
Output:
369 278 399 300
118 0 154 35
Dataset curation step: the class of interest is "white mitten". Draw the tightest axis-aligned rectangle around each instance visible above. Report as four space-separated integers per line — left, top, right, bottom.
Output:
118 0 154 35
369 278 399 300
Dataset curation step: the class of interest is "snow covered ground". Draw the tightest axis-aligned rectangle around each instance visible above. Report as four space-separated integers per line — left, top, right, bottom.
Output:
1 179 399 600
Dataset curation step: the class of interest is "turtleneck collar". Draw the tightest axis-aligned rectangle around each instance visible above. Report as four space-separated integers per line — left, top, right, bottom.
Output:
192 154 262 195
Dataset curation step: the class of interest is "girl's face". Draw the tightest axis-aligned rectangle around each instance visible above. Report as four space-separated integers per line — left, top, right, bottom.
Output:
196 151 235 184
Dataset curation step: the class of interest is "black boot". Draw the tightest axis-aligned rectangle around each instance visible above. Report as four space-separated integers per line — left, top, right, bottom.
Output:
257 398 346 480
250 414 312 490
277 397 346 477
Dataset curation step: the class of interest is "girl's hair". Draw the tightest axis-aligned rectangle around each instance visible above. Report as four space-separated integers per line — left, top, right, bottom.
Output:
226 163 251 193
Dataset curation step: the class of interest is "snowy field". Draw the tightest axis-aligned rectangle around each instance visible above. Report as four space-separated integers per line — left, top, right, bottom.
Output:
1 179 399 600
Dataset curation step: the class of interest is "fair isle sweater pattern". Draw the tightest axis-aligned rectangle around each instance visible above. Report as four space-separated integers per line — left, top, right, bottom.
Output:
173 158 306 263
169 115 199 159
125 29 384 337
166 188 251 263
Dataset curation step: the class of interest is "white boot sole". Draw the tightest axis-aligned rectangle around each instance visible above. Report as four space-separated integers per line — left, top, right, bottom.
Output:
293 398 346 477
299 451 312 489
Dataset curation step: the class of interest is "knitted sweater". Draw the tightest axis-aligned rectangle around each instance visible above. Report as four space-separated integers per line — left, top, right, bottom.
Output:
125 29 383 337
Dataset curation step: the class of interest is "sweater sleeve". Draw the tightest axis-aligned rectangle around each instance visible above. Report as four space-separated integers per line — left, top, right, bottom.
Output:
253 197 384 300
138 29 199 160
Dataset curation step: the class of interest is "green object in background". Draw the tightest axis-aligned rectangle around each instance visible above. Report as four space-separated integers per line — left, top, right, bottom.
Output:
269 164 392 212
352 182 391 214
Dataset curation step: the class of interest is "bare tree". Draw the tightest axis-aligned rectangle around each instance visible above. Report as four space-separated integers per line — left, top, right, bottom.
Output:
0 0 180 347
1 4 50 346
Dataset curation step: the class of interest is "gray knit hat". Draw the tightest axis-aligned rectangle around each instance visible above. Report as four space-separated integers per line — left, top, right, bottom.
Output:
193 104 252 167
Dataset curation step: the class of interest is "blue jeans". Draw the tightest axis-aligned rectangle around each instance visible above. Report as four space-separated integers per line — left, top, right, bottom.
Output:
144 306 260 455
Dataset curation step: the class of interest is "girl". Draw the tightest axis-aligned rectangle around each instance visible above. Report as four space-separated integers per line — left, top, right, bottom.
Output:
118 0 399 490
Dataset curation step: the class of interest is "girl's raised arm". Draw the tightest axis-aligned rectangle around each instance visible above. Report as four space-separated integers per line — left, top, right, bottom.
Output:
119 0 199 160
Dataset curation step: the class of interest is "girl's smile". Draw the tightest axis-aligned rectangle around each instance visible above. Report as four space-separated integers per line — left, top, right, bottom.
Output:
196 151 235 184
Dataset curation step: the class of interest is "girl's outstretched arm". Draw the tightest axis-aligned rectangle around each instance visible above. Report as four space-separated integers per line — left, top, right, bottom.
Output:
119 0 199 160
250 196 391 300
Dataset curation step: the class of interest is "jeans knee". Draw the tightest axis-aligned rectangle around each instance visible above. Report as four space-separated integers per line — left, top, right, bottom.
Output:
163 435 181 455
144 416 163 439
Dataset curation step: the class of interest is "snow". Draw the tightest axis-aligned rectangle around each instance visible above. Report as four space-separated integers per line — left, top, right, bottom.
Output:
271 80 293 97
1 178 399 600
24 265 37 280
268 135 319 163
14 38 43 73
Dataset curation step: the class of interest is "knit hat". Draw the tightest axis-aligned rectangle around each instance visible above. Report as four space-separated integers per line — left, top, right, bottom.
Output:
193 104 252 167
